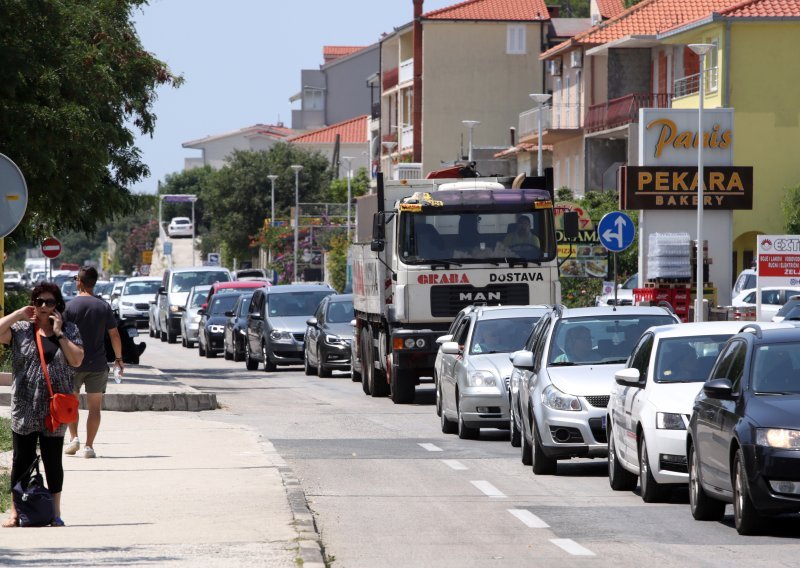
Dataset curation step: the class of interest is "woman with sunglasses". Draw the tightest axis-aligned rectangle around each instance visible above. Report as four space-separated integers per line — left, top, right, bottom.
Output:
0 282 83 527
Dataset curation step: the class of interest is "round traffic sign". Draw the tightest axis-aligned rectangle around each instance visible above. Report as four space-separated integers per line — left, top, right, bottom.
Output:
0 153 29 238
41 237 62 259
598 211 635 253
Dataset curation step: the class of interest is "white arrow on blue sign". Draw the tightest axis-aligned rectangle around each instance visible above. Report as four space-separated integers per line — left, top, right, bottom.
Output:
598 211 635 253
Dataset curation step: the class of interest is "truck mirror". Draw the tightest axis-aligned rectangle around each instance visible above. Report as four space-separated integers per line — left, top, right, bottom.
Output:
372 212 385 241
563 211 579 240
370 239 385 252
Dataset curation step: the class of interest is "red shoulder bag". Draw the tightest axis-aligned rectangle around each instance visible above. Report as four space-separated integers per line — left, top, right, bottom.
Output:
34 325 79 432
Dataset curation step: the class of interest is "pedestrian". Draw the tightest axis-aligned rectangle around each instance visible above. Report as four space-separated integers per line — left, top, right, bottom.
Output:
0 282 84 527
63 266 124 459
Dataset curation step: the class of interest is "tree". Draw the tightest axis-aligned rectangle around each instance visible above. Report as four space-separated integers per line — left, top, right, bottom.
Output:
0 0 182 241
551 0 590 17
623 0 645 7
327 167 371 203
781 183 800 234
158 166 215 234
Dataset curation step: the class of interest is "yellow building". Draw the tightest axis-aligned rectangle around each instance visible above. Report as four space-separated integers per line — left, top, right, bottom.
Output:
660 0 800 275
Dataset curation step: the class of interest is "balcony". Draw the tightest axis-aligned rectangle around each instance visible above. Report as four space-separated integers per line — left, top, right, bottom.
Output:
673 67 719 98
382 67 398 92
584 93 671 133
400 125 413 150
519 106 551 139
371 101 381 119
399 58 414 84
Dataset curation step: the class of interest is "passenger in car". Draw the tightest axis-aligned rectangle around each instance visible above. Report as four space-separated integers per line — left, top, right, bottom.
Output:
554 325 594 363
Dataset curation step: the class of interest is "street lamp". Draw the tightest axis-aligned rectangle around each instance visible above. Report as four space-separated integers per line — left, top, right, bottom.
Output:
529 93 552 176
382 141 397 180
462 120 480 162
189 196 198 267
267 174 279 267
290 165 303 283
341 156 354 241
688 43 714 322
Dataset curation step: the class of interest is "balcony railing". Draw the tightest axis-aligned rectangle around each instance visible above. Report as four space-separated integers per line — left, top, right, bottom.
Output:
401 125 413 150
382 67 398 92
371 101 381 119
673 67 719 98
519 106 551 139
399 58 414 84
584 93 671 133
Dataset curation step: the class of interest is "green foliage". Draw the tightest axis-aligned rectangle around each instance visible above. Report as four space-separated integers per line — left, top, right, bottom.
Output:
550 0 589 17
0 0 182 241
623 0 644 7
327 168 371 203
325 234 350 293
781 183 800 234
158 166 215 233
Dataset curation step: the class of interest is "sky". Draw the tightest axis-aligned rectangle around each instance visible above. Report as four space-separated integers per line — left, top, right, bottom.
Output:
131 0 455 194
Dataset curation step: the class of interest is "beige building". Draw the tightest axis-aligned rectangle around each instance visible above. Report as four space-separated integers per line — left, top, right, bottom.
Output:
182 124 293 171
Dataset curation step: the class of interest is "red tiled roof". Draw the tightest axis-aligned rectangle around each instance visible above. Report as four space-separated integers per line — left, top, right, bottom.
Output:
495 143 552 158
323 46 367 63
289 115 369 145
423 0 550 21
541 0 739 58
595 0 626 19
718 0 800 17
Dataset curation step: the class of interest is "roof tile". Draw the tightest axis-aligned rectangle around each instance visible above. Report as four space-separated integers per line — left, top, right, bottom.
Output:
323 45 368 64
423 0 550 21
289 115 369 145
719 0 800 17
595 0 626 19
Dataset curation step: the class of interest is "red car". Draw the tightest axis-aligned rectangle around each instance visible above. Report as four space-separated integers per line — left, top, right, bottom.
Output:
202 280 269 310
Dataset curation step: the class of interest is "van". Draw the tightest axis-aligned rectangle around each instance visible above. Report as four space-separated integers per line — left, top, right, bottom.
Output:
157 266 231 343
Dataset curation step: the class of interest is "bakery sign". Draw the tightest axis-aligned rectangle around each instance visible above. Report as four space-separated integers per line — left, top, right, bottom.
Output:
638 108 734 167
619 166 753 210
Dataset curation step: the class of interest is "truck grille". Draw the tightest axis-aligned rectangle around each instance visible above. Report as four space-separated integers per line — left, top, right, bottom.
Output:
430 284 529 318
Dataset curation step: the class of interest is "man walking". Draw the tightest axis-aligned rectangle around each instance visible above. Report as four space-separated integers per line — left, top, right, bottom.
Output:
64 266 124 458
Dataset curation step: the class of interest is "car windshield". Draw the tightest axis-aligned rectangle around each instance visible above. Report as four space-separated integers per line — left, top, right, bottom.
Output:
209 294 239 315
267 291 332 317
775 298 800 318
172 218 189 225
171 271 229 292
123 281 161 296
61 281 76 295
470 317 539 354
654 335 732 383
94 282 112 296
236 295 253 316
548 314 676 366
327 300 353 323
752 342 800 394
189 288 210 308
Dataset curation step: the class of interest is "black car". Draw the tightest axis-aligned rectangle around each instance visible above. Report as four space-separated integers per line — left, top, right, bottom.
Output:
303 294 353 378
687 323 800 535
198 290 246 358
223 292 254 362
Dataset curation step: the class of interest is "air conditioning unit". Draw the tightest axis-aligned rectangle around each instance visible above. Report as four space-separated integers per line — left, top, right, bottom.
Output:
570 50 583 68
548 59 562 76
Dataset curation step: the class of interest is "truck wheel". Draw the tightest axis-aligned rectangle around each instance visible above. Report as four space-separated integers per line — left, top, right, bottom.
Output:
360 332 371 395
370 369 389 397
390 367 415 404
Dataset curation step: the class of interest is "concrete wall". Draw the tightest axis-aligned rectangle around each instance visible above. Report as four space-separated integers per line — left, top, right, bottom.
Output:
325 45 379 126
607 48 650 100
552 135 584 193
585 137 626 190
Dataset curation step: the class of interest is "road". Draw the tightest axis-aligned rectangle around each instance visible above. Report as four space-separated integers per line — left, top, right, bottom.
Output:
142 334 800 567
150 229 199 277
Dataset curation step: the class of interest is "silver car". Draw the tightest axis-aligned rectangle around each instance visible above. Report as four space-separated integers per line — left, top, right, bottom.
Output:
438 306 548 439
513 306 679 475
180 285 211 348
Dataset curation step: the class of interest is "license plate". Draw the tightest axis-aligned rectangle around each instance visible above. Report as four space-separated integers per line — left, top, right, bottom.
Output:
127 328 139 338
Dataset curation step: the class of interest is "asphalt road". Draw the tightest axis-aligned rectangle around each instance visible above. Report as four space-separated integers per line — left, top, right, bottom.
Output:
142 333 800 568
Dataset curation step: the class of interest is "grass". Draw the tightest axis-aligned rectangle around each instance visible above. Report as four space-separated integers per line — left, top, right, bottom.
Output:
0 417 10 513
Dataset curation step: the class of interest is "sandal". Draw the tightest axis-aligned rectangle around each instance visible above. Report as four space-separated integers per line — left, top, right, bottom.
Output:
2 516 18 528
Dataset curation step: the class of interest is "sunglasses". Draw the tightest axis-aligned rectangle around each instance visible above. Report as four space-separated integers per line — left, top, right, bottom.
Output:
33 298 57 308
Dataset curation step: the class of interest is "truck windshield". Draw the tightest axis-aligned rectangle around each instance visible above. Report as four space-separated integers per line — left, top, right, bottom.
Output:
399 210 555 265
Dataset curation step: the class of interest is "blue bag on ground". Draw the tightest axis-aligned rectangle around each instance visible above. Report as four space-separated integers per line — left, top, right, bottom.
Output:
12 455 55 527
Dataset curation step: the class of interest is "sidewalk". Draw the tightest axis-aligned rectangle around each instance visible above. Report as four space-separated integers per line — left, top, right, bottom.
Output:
0 371 325 567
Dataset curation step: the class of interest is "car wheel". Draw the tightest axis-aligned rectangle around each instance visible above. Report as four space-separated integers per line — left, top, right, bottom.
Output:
688 443 725 521
457 397 479 440
440 404 457 434
304 347 317 376
317 347 332 378
608 425 637 491
149 325 155 338
181 333 187 348
198 337 206 357
521 419 533 466
639 435 667 502
435 376 442 417
509 402 521 448
233 338 244 362
262 343 273 372
734 449 761 535
244 341 258 371
224 342 233 360
205 341 216 358
160 329 167 342
531 414 557 475
167 328 177 344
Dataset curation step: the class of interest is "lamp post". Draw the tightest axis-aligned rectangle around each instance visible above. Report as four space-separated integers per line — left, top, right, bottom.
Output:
290 165 303 282
189 196 198 267
461 120 480 162
267 174 279 267
341 156 354 241
382 141 397 180
529 93 552 176
688 43 714 322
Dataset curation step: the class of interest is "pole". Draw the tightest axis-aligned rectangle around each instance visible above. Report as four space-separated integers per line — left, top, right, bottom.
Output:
537 107 544 177
613 253 618 307
267 175 278 267
191 199 196 267
291 165 303 282
696 53 706 322
341 157 354 242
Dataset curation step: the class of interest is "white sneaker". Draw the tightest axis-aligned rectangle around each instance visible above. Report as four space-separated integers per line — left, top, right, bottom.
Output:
64 438 80 455
79 446 96 459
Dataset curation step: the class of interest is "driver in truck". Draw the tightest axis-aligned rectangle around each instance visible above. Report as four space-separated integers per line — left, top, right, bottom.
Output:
503 215 540 249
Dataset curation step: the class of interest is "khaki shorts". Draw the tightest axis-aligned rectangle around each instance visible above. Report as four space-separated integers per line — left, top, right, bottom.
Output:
73 370 108 394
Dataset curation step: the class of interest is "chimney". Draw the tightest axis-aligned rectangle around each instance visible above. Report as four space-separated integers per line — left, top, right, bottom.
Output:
413 0 423 164
547 5 560 18
509 127 516 147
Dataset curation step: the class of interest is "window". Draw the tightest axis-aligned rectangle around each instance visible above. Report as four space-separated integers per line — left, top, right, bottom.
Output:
726 342 747 393
506 25 526 55
630 333 655 382
303 88 324 111
705 40 719 92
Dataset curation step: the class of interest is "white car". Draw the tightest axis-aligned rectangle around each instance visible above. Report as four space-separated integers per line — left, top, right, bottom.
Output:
117 276 162 327
4 271 24 291
168 216 193 238
595 273 638 307
731 286 800 321
607 321 755 502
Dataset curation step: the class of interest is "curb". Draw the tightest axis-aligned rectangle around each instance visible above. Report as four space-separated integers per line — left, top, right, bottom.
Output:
279 465 327 568
0 392 218 412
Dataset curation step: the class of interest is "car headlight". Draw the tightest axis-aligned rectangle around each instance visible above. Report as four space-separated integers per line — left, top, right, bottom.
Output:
209 325 225 334
325 334 345 345
756 428 800 449
541 384 581 411
270 330 293 341
122 301 133 307
656 412 687 430
169 304 182 313
467 370 497 387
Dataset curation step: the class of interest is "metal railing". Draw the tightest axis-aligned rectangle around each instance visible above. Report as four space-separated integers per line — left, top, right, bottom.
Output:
399 58 413 84
584 92 671 133
400 125 413 150
518 106 551 138
673 67 719 98
396 163 422 180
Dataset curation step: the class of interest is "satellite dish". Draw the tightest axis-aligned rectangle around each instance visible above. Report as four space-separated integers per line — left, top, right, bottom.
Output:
0 153 28 238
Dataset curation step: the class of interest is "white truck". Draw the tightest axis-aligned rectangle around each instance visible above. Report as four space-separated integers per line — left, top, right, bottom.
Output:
352 169 574 404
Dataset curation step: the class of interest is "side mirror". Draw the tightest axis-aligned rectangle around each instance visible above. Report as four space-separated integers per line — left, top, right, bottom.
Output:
158 286 166 294
202 303 208 310
250 312 263 321
224 310 235 317
350 319 357 327
372 211 385 241
176 306 186 312
440 341 461 355
306 317 318 327
197 308 205 316
371 239 385 252
563 211 579 240
512 351 535 370
614 367 642 387
436 334 453 345
703 378 734 399
508 350 520 362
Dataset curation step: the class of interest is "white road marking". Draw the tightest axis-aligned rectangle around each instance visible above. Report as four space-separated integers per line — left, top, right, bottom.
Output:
441 459 467 470
471 480 506 498
550 539 595 556
508 509 549 528
418 443 442 452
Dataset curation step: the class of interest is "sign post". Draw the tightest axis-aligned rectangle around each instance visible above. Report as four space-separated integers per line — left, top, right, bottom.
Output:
598 212 635 306
757 235 800 320
41 237 62 282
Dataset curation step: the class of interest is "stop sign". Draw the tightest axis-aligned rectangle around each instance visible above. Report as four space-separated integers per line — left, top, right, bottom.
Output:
41 237 62 259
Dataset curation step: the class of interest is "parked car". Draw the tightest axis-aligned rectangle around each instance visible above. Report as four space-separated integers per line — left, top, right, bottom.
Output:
438 305 548 439
223 292 254 361
117 276 162 328
179 285 211 348
433 304 480 410
4 271 25 292
244 283 335 371
148 295 162 338
94 280 113 303
60 279 78 302
157 266 232 343
167 216 193 238
732 286 800 321
198 289 248 358
607 321 753 502
303 294 354 377
512 306 679 475
687 324 800 535
203 280 267 312
110 280 125 314
234 268 270 281
732 267 757 296
595 273 638 307
772 295 800 322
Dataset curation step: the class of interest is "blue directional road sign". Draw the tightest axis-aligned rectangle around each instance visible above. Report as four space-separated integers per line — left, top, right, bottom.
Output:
598 211 635 252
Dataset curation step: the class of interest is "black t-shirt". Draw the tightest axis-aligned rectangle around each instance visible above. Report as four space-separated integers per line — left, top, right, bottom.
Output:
64 295 117 372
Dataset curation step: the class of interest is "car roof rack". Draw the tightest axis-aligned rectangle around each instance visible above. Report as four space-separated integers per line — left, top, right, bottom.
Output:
739 323 763 338
553 304 564 318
